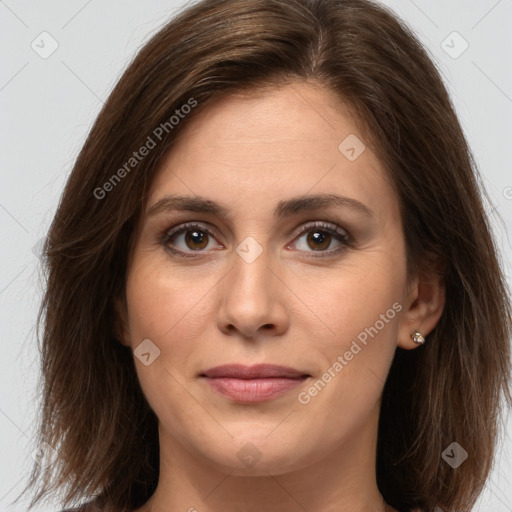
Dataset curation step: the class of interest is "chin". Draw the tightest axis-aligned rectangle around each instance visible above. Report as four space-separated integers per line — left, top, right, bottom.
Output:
215 448 310 477
192 429 317 476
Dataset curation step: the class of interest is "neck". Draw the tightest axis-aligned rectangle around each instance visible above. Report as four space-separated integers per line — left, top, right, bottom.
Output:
136 402 396 512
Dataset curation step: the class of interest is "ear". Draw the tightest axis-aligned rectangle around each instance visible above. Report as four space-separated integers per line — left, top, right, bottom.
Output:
397 266 445 350
113 295 131 347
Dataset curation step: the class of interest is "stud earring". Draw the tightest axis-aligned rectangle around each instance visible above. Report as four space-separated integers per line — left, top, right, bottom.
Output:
410 330 425 344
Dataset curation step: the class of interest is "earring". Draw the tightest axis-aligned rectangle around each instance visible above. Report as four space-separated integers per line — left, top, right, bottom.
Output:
410 330 425 344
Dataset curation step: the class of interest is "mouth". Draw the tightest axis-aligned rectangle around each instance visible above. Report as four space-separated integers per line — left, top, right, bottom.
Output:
199 364 310 403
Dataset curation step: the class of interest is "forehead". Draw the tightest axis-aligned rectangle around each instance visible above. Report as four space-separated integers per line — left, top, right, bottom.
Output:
146 82 399 225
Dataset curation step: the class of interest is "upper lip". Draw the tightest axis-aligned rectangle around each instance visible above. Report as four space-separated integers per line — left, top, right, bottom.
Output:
200 364 309 379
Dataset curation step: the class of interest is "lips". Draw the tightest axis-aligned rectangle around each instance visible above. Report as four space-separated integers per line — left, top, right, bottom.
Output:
201 364 309 379
199 364 310 402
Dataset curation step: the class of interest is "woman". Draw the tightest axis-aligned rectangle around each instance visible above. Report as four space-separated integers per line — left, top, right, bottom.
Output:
17 0 511 511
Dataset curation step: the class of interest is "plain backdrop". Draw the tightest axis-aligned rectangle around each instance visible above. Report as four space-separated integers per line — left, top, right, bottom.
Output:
1 0 511 510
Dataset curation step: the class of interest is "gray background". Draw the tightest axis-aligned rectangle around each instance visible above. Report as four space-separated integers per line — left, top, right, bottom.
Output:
1 0 511 510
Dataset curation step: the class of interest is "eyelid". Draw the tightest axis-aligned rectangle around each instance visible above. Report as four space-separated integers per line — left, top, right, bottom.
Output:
160 219 353 257
161 221 224 250
287 220 350 244
164 221 219 239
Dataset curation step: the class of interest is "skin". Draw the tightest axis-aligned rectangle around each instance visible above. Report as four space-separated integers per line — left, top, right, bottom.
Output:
117 80 445 512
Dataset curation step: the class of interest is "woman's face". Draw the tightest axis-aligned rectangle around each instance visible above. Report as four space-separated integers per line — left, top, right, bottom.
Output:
121 81 418 477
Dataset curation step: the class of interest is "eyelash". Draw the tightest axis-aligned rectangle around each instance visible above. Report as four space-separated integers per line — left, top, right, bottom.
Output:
159 221 354 259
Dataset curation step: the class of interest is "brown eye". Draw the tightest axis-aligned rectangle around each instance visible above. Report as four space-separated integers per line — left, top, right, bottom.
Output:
306 230 332 251
161 220 352 259
183 229 209 250
162 222 221 256
291 221 351 256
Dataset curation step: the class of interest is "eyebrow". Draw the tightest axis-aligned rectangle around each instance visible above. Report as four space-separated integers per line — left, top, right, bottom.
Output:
146 193 374 220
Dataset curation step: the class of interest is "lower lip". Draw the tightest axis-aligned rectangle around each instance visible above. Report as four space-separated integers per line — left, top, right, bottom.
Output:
202 376 308 402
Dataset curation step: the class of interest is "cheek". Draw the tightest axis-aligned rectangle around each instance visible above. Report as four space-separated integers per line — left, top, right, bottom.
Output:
125 254 217 343
293 249 405 398
294 252 404 346
124 257 217 418
124 254 227 418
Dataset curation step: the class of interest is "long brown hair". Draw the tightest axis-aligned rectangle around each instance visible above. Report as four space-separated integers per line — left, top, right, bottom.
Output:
17 0 511 511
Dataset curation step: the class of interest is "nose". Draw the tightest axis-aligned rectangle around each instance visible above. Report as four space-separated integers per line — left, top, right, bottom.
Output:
216 243 290 340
